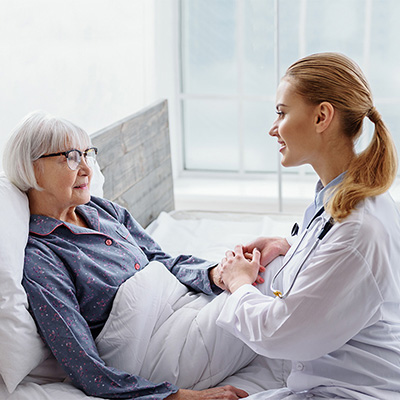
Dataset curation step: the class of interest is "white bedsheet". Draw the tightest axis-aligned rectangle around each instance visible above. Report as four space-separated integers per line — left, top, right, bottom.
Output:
3 210 296 400
146 211 296 261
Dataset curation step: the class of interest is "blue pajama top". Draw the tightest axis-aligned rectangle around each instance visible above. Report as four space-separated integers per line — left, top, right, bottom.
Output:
23 196 217 399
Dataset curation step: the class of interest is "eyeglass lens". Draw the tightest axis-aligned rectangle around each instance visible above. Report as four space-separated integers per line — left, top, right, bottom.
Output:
67 149 96 170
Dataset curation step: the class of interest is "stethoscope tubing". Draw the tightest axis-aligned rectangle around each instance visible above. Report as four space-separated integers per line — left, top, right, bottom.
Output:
270 207 335 299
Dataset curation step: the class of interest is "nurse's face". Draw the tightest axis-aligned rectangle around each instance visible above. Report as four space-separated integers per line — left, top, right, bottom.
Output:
269 78 320 168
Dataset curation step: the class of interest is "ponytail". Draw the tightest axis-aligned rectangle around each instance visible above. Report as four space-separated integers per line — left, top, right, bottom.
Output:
327 109 398 221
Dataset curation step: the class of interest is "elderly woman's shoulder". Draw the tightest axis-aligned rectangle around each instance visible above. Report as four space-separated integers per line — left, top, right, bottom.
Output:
87 195 127 220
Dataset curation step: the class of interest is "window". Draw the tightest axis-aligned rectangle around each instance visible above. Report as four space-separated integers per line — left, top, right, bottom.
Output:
179 0 400 207
180 0 277 174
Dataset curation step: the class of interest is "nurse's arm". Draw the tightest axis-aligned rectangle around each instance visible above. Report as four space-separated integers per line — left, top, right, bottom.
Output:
216 242 383 361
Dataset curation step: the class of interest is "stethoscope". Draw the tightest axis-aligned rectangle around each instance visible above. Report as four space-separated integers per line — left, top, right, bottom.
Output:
270 207 335 299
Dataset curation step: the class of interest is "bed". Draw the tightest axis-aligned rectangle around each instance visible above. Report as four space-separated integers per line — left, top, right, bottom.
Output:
0 100 296 399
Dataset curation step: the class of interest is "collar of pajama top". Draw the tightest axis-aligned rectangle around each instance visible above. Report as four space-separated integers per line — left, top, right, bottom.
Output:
30 202 130 238
30 203 101 234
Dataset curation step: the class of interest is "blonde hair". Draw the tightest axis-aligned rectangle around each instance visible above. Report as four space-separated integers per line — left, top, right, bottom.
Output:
3 111 91 192
284 52 398 221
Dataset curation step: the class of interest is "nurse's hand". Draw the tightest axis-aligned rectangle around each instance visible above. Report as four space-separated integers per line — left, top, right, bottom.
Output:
243 236 290 266
210 258 264 291
220 245 261 293
167 385 249 399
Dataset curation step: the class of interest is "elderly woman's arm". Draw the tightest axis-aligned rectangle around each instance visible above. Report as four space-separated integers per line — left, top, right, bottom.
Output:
103 197 221 295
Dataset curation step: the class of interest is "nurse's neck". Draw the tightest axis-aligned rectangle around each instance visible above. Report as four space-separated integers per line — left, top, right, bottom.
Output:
319 167 347 188
313 136 356 187
314 146 355 187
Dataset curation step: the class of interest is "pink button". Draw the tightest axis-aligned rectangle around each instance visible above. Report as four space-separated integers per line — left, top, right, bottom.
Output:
135 263 140 270
105 239 113 246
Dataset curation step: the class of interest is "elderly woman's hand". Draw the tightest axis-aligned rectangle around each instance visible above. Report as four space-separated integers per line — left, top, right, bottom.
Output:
220 245 262 293
209 263 229 291
243 236 290 267
167 385 249 399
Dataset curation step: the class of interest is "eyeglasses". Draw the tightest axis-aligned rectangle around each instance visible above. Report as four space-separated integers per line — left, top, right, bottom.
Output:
39 147 98 171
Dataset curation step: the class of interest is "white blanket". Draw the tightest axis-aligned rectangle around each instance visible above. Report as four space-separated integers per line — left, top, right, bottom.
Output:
96 261 257 390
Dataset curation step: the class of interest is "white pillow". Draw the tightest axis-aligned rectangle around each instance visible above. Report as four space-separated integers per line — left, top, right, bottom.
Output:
90 160 105 198
0 174 50 393
0 163 105 393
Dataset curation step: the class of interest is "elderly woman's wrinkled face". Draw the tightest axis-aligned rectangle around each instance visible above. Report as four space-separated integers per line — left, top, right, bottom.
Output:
33 145 93 217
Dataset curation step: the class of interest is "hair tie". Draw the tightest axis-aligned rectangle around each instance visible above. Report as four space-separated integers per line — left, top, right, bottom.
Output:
367 106 381 124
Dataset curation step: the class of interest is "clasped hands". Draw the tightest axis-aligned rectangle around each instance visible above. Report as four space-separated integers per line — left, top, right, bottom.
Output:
210 237 290 293
169 238 291 400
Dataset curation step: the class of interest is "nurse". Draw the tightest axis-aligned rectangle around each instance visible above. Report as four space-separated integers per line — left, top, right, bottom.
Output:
216 52 400 399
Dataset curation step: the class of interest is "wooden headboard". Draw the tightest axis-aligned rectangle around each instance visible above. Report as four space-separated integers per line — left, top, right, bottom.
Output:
91 99 174 228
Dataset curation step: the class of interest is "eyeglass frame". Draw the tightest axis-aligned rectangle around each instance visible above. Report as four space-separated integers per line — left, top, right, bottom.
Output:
38 147 98 171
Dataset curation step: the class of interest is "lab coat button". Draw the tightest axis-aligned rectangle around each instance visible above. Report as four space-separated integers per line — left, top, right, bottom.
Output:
135 263 140 270
105 239 113 246
295 362 304 371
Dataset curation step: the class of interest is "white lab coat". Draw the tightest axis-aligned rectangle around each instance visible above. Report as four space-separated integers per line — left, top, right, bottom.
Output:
217 192 400 399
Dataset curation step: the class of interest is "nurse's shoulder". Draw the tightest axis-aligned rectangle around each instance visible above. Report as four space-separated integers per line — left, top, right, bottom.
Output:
328 192 398 253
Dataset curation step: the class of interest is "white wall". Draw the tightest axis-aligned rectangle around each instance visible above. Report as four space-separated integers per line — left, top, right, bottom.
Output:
0 0 159 168
153 0 181 177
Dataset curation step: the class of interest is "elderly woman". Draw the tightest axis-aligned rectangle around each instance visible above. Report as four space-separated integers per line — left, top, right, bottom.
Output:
3 112 255 400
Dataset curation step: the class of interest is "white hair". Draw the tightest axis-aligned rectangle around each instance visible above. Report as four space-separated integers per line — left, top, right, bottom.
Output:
3 111 91 192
